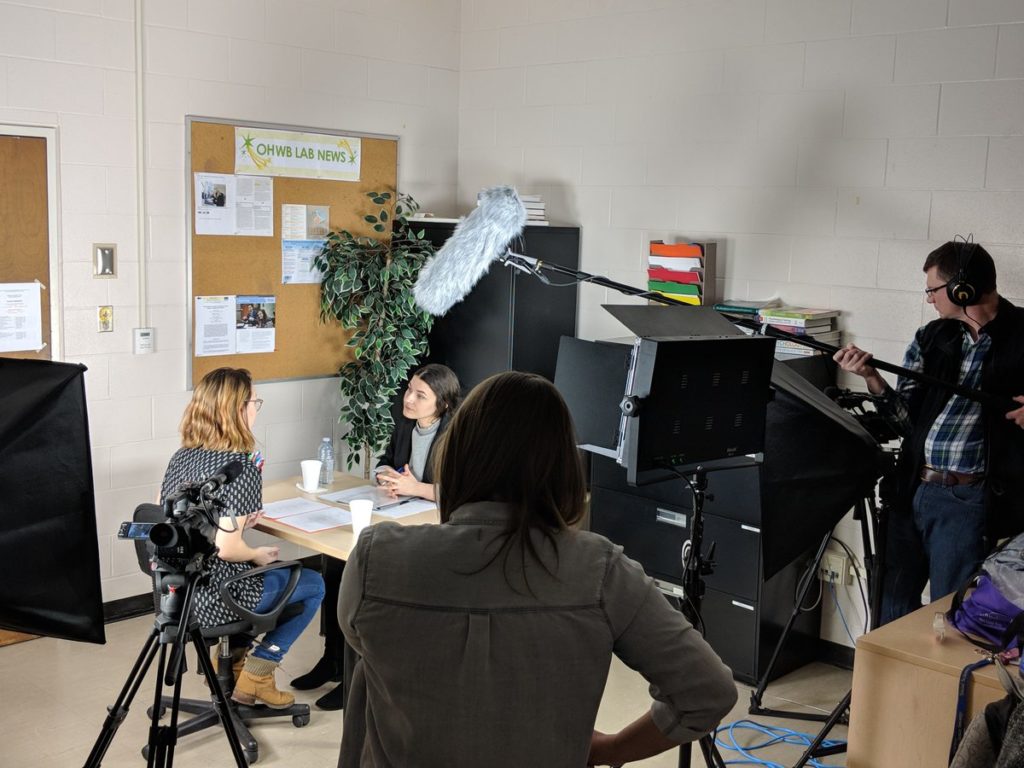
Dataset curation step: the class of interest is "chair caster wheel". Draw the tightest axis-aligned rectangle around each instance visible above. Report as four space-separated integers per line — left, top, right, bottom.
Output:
145 705 167 719
293 714 310 727
245 749 258 764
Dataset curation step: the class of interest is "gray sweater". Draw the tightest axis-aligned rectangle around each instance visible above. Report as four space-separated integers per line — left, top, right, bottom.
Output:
338 501 737 767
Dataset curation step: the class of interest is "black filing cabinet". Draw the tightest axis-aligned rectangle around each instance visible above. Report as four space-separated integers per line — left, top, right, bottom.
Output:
589 455 820 685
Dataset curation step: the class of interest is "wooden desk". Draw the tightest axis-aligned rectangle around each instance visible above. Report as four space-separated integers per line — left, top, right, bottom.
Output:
258 475 438 560
847 595 1006 767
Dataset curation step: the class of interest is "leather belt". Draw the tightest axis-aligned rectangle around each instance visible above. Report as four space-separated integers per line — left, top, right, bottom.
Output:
920 467 985 487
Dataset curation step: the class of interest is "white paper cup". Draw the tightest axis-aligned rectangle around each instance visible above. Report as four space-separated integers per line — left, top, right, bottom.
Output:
350 498 374 538
300 460 322 492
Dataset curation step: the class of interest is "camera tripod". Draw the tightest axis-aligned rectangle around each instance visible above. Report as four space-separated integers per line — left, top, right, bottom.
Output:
83 564 250 768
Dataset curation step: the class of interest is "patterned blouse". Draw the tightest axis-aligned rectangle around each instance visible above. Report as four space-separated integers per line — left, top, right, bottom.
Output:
159 447 265 628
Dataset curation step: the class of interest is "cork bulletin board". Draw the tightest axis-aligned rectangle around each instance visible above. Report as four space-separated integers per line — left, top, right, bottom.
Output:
187 116 399 386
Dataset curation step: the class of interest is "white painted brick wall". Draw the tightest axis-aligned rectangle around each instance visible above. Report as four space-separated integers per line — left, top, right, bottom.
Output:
940 80 1024 135
804 35 896 89
765 0 852 43
852 0 949 35
996 23 1024 78
844 84 940 137
949 0 1024 26
886 137 989 189
895 27 999 84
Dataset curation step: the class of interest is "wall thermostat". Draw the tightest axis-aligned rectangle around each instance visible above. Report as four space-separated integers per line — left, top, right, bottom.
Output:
133 327 155 354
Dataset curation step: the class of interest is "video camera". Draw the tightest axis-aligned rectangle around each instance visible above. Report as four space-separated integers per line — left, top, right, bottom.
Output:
117 460 245 572
825 387 904 447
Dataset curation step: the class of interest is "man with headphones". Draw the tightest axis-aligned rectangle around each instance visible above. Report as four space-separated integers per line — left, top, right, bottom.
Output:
835 240 1024 624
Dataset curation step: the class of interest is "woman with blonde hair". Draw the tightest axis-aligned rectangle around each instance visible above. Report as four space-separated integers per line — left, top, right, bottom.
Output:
338 371 736 766
160 367 324 708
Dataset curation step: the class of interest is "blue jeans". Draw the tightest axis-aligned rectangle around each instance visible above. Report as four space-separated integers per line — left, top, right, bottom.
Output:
881 481 987 625
251 567 325 664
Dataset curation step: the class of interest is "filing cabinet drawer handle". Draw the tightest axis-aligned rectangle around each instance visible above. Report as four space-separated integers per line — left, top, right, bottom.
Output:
655 508 688 529
731 600 755 611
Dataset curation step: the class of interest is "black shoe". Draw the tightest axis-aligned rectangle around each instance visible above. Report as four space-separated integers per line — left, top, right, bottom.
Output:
315 681 345 711
291 655 342 690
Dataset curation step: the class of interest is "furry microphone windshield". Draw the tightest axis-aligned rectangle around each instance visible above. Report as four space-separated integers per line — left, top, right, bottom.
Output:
413 186 527 316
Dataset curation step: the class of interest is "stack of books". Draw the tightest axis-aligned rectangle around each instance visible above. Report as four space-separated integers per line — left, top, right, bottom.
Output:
713 297 782 316
520 194 548 225
647 241 713 306
755 306 841 356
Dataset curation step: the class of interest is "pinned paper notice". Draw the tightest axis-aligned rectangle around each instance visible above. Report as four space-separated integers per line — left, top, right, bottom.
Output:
0 282 44 352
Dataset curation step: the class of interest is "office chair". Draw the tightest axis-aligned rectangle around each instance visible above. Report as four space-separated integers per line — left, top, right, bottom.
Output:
133 503 310 764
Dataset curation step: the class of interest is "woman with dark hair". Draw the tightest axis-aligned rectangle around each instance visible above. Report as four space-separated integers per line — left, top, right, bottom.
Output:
337 371 737 767
374 363 461 502
160 367 325 708
290 363 461 709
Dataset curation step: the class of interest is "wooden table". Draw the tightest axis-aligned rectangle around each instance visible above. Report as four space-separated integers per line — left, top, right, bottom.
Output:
847 595 1007 767
258 474 439 559
255 475 439 708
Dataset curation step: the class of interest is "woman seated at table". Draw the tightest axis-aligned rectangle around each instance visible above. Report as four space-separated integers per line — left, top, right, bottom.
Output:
160 367 324 709
337 371 738 766
291 363 461 709
374 363 461 501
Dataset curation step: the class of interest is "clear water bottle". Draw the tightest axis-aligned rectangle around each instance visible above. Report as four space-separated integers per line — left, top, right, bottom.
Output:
318 437 334 487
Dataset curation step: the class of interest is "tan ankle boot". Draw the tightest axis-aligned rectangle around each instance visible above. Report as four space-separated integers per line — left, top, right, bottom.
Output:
231 657 295 709
207 647 247 687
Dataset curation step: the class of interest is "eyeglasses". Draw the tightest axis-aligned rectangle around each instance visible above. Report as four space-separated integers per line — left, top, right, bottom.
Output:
924 282 949 296
246 398 264 412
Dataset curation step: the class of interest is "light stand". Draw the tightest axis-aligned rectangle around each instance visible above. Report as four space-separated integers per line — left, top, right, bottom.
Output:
555 315 776 768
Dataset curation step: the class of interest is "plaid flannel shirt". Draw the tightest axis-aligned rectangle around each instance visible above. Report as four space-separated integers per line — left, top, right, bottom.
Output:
878 327 990 474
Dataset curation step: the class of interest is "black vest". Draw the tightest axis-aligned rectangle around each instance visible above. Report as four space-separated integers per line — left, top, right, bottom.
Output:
896 298 1024 539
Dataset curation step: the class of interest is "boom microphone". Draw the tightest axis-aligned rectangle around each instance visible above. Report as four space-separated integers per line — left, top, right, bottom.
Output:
413 186 527 315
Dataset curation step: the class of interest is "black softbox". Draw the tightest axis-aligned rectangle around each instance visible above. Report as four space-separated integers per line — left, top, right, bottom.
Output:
0 358 105 643
760 362 881 578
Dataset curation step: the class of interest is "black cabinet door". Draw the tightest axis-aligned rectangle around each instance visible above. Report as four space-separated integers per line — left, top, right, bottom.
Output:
510 227 580 381
419 222 579 389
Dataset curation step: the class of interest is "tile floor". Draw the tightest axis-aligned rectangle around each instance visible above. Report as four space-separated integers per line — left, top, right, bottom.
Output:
0 612 850 767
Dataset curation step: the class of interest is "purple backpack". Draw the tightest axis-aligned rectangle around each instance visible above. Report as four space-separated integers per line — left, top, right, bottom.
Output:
949 532 1024 651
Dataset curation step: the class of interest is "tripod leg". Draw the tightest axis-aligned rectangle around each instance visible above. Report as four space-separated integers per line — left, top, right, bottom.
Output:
793 689 852 768
698 734 728 768
749 532 831 720
677 734 728 768
82 628 161 768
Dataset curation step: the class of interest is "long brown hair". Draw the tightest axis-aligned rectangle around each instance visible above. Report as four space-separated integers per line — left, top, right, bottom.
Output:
180 367 256 453
434 372 586 580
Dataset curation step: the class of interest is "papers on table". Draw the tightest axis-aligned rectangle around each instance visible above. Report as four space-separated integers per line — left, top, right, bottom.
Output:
319 485 405 510
374 498 436 519
319 485 436 519
262 497 351 533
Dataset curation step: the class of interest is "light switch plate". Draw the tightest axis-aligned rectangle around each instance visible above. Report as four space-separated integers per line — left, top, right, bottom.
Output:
98 305 113 332
93 243 116 278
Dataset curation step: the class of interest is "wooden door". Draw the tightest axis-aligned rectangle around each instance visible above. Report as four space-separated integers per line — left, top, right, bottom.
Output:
0 134 50 360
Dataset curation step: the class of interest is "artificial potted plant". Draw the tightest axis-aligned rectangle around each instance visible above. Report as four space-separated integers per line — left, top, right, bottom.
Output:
314 190 435 477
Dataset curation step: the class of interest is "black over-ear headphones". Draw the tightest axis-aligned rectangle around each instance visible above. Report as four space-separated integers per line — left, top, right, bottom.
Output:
946 236 979 308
